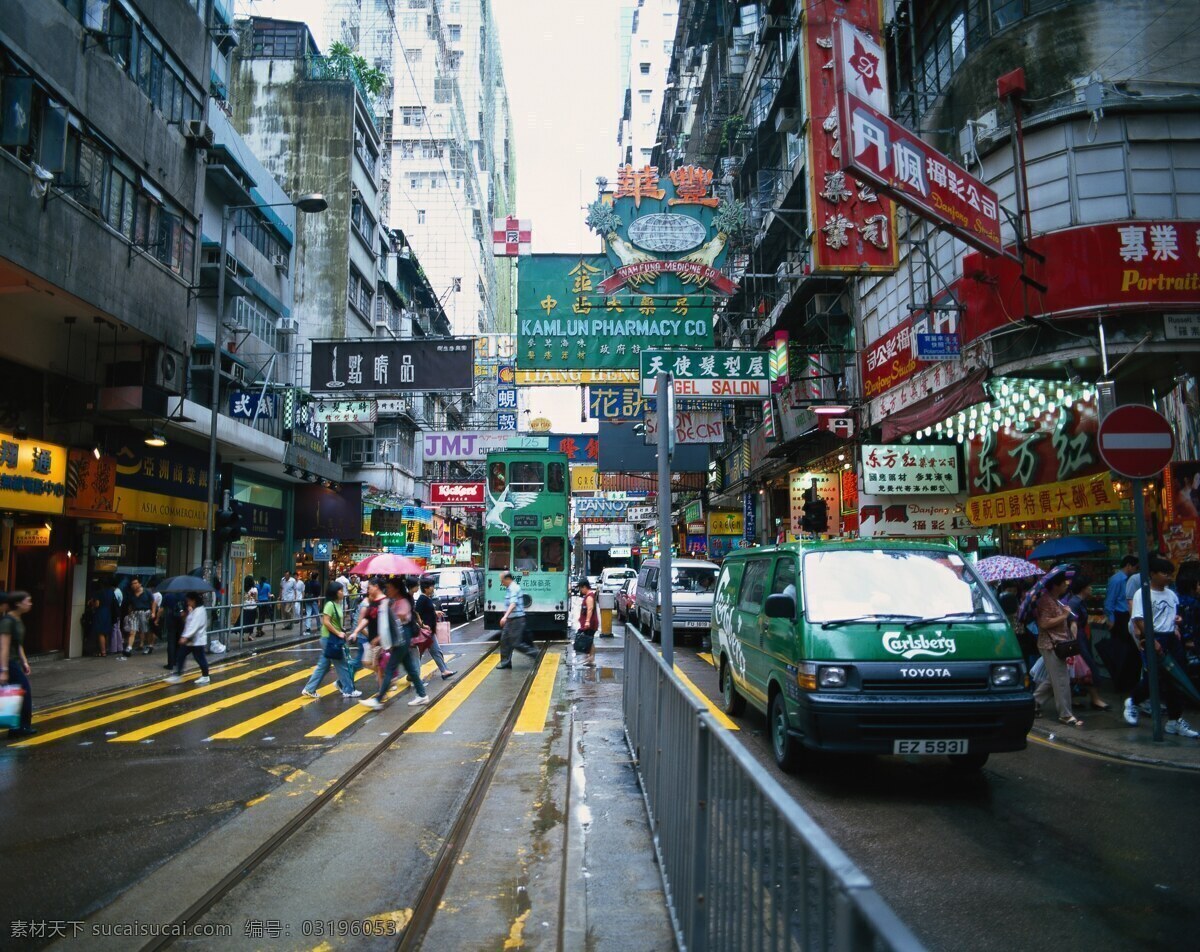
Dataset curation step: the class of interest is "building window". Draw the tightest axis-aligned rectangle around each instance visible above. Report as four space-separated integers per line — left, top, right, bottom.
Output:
639 62 650 74
417 209 426 224
406 47 423 62
250 22 308 58
354 122 378 176
448 24 462 42
351 197 376 248
400 106 424 127
639 89 652 103
348 268 373 318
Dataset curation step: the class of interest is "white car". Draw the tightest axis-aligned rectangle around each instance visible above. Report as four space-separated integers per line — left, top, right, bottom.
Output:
600 566 638 597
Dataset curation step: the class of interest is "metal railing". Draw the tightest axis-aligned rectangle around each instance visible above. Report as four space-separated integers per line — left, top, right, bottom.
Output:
623 632 926 952
189 597 325 651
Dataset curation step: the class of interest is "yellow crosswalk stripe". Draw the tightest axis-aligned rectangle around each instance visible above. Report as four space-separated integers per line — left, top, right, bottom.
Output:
514 652 561 734
305 657 446 739
11 661 296 747
34 661 253 723
207 668 374 740
111 667 317 742
408 654 500 734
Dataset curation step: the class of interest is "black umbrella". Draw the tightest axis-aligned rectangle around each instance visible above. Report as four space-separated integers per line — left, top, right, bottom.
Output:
157 575 215 594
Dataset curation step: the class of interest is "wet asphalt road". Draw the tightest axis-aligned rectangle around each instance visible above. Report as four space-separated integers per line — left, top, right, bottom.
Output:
0 618 495 945
673 645 1200 952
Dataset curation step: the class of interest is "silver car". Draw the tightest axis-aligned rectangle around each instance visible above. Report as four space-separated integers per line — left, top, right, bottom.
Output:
634 557 719 643
428 567 482 619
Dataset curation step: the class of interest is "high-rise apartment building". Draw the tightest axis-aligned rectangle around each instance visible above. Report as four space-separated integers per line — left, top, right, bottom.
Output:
617 0 679 168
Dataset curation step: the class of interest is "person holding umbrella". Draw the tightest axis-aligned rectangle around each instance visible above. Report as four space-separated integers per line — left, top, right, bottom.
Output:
1026 566 1084 727
164 592 211 685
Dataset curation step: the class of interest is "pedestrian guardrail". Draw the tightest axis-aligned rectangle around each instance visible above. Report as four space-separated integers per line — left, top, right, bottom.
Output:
183 596 319 652
623 632 926 952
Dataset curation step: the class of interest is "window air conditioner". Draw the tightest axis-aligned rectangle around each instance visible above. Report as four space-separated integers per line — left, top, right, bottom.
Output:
183 120 214 148
276 317 299 335
270 252 289 270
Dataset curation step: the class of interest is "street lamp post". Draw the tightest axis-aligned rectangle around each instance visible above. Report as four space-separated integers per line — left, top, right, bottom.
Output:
203 193 328 581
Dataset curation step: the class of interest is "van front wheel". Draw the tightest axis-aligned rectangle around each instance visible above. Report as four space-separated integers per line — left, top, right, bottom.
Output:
720 661 745 716
769 692 803 772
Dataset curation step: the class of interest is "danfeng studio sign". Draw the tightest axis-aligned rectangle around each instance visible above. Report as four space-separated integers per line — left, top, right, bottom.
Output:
310 339 474 393
833 21 1002 257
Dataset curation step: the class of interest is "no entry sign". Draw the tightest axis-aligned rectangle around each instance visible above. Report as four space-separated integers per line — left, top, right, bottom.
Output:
1098 404 1174 479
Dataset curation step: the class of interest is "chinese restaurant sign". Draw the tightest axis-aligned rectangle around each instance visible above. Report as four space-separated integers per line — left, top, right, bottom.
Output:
640 351 769 399
858 492 974 538
517 254 712 375
834 22 1001 257
966 473 1120 527
0 432 67 515
860 444 960 495
967 398 1105 496
958 220 1200 343
802 0 897 273
310 339 474 393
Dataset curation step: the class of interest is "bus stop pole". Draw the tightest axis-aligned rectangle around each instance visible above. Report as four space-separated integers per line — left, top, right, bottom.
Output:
657 371 674 670
1133 479 1164 741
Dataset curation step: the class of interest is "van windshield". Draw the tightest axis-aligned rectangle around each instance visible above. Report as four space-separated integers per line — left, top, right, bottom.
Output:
802 549 1001 625
436 571 464 587
671 566 718 593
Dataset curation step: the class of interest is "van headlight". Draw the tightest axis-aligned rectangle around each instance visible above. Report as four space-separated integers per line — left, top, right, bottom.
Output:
991 664 1021 688
818 666 847 688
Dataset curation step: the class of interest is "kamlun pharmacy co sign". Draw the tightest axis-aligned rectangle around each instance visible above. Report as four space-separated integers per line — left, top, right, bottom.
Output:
516 166 745 380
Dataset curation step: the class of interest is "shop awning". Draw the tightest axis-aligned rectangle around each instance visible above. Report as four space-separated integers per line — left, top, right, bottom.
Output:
881 368 989 442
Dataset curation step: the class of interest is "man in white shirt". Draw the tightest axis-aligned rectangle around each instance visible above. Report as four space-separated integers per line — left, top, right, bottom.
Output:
280 571 299 629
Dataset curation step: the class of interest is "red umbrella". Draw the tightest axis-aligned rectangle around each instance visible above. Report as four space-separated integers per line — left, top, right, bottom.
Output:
349 553 426 577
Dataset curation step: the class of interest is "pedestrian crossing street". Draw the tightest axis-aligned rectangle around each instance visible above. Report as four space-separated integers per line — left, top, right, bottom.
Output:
11 649 565 750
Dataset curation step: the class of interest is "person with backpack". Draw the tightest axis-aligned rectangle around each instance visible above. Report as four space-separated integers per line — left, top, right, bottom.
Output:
574 578 599 667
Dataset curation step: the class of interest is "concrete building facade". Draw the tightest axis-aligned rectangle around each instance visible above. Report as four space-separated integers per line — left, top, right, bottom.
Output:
617 0 679 168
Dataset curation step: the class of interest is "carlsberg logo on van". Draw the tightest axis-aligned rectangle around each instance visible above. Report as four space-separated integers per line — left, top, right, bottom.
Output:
882 631 957 659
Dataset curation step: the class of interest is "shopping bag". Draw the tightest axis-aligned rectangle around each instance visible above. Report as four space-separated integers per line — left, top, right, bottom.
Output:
1030 656 1048 683
411 625 433 653
436 620 452 644
109 623 123 654
0 684 24 729
1066 654 1093 685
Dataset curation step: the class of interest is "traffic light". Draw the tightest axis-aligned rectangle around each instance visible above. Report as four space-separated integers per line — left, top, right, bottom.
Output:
214 506 241 559
801 487 829 534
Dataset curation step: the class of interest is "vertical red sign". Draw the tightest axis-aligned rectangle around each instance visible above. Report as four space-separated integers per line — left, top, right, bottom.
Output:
802 1 898 274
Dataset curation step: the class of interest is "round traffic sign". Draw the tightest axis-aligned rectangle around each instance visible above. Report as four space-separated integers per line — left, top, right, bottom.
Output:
1097 404 1175 480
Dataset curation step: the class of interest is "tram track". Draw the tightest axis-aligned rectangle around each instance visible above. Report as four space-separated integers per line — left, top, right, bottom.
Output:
134 641 547 952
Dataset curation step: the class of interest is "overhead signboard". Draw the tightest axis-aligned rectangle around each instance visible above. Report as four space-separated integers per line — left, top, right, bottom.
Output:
858 493 975 538
430 482 486 506
310 339 474 393
627 505 655 523
967 473 1120 527
286 401 326 455
802 0 897 274
915 333 961 361
571 465 599 493
609 545 633 559
422 430 512 461
860 444 961 496
229 391 278 421
866 340 992 427
14 526 51 546
639 351 769 399
516 369 640 385
314 399 378 424
834 21 1002 257
644 409 726 444
588 385 653 420
707 511 744 536
789 471 842 538
575 498 630 523
0 431 67 515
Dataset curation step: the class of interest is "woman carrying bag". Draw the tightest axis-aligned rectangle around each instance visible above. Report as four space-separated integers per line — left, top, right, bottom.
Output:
300 583 358 699
574 579 599 668
1031 568 1083 727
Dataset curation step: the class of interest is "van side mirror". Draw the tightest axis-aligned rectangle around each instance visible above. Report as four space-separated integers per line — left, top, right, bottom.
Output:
764 593 796 620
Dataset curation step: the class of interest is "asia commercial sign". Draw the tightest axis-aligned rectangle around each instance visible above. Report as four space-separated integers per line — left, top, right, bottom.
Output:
640 351 769 399
967 397 1105 496
958 220 1200 343
314 400 377 424
858 493 974 538
643 409 726 444
310 339 474 393
860 445 961 496
430 482 485 506
802 0 897 274
422 431 512 461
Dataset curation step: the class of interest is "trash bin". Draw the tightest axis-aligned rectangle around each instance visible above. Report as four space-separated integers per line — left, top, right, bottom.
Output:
598 591 615 635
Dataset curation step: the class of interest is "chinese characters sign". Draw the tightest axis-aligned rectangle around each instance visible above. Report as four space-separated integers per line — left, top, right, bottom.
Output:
966 473 1119 527
858 493 974 538
802 1 897 273
517 254 712 375
0 432 67 515
548 435 601 464
229 391 278 421
286 400 326 455
310 339 474 393
967 398 1105 496
861 444 961 495
65 449 116 519
788 471 842 537
114 438 211 529
588 385 653 420
314 400 378 424
834 22 1002 257
639 351 769 399
865 340 992 426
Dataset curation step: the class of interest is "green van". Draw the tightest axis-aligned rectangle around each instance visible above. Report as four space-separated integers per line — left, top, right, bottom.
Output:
712 540 1035 772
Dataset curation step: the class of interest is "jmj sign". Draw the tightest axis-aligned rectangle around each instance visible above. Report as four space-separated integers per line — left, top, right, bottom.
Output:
422 431 512 461
640 351 769 399
430 482 486 506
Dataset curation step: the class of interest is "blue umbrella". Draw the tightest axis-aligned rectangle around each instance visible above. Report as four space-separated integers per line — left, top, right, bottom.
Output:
1029 537 1107 560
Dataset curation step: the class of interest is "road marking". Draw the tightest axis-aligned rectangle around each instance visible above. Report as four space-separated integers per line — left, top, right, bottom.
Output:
207 668 374 740
10 661 297 748
1027 732 1195 772
672 664 739 731
514 652 561 734
304 658 445 738
697 652 715 667
111 667 317 742
34 660 253 723
408 654 500 734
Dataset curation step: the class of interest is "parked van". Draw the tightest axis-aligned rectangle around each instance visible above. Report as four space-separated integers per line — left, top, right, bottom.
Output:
635 557 719 643
712 541 1034 772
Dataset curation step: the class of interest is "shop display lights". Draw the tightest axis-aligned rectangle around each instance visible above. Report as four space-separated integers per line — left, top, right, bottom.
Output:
917 377 1096 444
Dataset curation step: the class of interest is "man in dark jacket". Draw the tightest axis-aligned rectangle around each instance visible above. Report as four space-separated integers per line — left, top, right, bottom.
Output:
414 577 456 680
